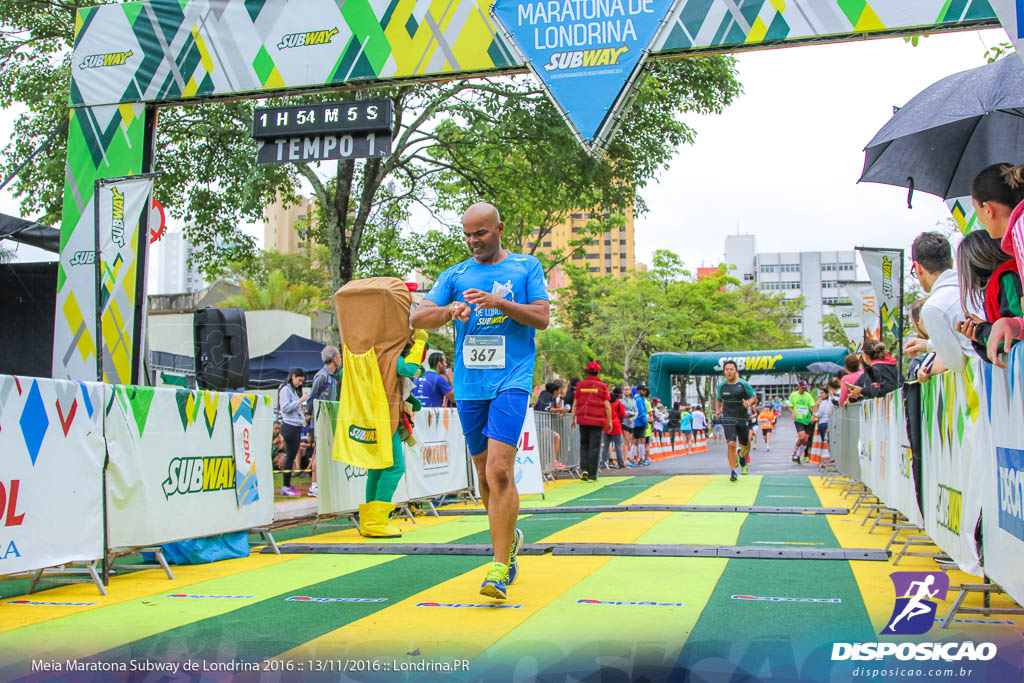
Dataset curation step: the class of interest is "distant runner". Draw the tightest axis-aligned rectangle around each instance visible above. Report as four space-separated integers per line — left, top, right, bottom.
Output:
758 405 776 452
715 361 758 481
410 202 550 600
787 381 817 464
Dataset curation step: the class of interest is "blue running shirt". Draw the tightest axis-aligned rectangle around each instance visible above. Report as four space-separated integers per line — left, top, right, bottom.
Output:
425 253 549 401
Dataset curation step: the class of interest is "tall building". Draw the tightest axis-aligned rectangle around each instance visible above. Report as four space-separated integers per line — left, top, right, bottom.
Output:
152 230 205 295
724 235 857 348
264 195 316 255
525 207 637 277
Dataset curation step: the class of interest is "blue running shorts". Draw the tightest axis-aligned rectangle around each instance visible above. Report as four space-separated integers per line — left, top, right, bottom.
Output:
457 389 529 456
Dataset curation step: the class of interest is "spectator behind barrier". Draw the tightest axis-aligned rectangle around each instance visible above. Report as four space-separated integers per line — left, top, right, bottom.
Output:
848 340 898 401
839 353 863 406
970 163 1024 365
904 232 976 380
954 229 1022 364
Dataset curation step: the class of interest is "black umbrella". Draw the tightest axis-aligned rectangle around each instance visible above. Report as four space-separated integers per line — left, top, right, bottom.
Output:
860 56 1024 204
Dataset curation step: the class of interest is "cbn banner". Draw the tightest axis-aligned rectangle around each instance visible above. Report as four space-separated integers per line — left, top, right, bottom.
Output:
230 394 264 507
832 303 864 350
104 385 274 548
978 345 1024 607
0 376 105 575
857 248 902 338
919 366 986 576
95 176 153 385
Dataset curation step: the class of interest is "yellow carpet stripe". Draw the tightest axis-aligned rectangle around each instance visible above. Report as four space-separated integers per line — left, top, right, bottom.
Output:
0 554 398 673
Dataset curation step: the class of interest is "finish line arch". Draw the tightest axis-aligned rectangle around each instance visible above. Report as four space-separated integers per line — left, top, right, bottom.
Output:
649 348 849 405
55 0 1016 382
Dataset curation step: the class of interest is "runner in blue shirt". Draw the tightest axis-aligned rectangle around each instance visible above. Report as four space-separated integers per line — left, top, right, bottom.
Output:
412 351 455 408
411 202 550 601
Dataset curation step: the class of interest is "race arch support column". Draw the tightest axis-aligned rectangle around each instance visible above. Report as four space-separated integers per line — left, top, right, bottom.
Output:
52 103 155 382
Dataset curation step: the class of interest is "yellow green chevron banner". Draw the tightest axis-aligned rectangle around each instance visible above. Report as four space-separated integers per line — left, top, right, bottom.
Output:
54 0 1006 381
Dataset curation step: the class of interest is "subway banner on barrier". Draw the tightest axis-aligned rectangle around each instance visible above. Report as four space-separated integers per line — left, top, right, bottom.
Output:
491 0 673 152
857 248 902 338
95 175 153 386
104 385 274 548
0 376 105 574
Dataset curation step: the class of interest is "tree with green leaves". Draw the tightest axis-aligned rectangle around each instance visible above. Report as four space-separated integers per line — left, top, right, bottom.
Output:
221 269 322 317
533 327 592 385
821 314 854 352
2 1 742 305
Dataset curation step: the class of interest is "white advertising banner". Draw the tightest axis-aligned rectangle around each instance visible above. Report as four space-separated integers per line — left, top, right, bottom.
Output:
858 393 923 528
919 368 986 576
104 385 274 548
0 376 105 574
404 408 469 499
95 176 153 386
857 249 902 338
514 409 545 496
229 394 263 508
833 303 864 350
841 281 881 341
978 345 1024 606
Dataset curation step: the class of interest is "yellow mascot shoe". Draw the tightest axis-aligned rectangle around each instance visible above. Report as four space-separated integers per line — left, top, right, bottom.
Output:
358 502 401 538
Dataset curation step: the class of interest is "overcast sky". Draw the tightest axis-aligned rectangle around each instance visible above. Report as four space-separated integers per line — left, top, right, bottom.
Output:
0 27 1010 270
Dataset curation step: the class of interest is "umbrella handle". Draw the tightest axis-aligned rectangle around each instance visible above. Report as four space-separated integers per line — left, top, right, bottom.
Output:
906 176 914 209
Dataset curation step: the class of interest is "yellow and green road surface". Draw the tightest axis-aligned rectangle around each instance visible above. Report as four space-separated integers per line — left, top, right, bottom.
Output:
3 475 1022 681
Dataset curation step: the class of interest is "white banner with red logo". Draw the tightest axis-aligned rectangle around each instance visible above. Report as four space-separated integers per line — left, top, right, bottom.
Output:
840 281 881 341
404 408 469 499
229 393 263 508
0 375 105 574
514 409 545 495
978 345 1024 607
104 385 274 548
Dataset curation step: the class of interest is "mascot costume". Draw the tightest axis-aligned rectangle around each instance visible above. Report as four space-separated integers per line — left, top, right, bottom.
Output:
332 277 427 537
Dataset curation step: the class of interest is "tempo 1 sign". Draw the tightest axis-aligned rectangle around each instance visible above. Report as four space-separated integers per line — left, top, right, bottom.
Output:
252 99 393 164
257 132 391 164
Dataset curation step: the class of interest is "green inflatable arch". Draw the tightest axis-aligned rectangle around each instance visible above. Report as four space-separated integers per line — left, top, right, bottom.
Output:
648 348 850 405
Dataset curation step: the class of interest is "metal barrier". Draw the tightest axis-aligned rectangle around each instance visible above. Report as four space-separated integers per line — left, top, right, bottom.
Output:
533 411 580 478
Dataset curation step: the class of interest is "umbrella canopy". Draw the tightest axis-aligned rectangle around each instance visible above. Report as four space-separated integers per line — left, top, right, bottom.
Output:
860 56 1024 201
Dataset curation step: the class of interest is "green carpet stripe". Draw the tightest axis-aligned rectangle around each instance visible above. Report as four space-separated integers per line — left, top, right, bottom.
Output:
71 476 670 665
675 475 876 674
475 556 730 676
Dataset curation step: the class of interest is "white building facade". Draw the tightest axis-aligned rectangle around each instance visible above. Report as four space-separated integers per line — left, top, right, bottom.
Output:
153 231 205 295
725 235 857 348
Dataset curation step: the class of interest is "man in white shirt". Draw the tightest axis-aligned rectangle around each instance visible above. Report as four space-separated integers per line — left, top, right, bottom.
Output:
904 232 979 379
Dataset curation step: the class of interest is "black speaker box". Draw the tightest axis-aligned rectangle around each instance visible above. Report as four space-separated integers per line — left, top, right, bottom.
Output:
193 307 249 390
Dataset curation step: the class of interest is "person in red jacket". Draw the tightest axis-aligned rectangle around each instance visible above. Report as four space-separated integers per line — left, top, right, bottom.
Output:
570 361 612 482
601 386 628 469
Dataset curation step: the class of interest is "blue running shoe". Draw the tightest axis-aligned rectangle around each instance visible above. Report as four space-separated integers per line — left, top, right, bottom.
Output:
480 562 509 599
508 528 524 584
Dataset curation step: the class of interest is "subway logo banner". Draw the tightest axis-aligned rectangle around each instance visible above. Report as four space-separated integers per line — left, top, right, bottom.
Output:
104 385 274 549
95 176 153 385
491 0 673 151
0 376 105 575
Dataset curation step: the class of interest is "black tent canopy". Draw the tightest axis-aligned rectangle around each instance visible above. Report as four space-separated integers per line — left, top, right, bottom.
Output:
247 333 326 389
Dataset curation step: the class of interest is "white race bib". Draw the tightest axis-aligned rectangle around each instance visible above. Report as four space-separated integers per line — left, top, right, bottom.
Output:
463 335 505 369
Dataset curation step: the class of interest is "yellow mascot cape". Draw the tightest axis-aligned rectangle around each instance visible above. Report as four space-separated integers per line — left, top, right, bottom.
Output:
332 277 412 468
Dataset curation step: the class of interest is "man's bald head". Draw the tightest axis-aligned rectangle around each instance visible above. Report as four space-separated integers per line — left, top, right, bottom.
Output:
462 202 502 228
461 202 505 263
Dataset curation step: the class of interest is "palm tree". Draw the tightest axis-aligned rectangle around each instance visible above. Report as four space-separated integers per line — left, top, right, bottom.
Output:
221 269 323 316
